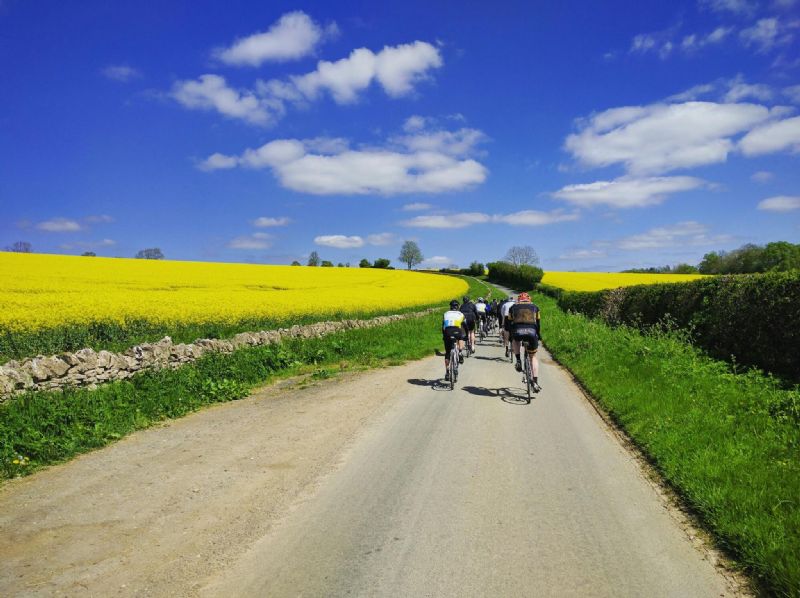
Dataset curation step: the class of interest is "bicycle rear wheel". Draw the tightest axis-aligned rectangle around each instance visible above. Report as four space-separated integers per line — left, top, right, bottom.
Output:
523 345 532 403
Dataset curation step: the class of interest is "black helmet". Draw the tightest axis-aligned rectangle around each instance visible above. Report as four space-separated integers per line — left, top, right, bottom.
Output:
462 296 470 303
450 299 459 309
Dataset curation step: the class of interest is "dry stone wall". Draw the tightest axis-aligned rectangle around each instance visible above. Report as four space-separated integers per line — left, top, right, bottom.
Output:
0 309 435 401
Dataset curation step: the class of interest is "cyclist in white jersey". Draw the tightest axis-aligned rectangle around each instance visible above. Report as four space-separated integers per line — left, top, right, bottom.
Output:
474 298 488 335
500 295 515 357
442 300 467 381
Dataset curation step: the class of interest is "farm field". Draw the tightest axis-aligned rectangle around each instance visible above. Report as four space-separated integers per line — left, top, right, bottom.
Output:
0 252 467 360
541 271 706 292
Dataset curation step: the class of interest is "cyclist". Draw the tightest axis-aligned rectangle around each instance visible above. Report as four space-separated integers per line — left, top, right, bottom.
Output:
442 299 466 381
459 295 478 352
474 297 488 336
508 292 542 392
485 299 495 331
494 298 503 331
500 295 515 356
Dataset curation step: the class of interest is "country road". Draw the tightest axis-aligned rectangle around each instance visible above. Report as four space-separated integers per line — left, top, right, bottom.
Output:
0 320 744 596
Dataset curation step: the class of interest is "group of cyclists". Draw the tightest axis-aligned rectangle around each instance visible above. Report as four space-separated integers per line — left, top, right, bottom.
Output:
442 292 542 393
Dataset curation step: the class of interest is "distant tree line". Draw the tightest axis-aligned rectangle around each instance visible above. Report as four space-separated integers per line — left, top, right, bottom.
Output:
624 241 800 275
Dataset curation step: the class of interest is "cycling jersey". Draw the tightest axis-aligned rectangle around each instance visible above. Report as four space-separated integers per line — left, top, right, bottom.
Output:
460 301 478 322
475 302 487 314
509 303 541 336
500 300 514 320
443 310 465 330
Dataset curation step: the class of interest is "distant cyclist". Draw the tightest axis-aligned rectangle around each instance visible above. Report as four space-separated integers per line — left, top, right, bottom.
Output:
500 295 515 356
442 299 466 381
459 296 478 352
508 292 542 392
474 297 488 336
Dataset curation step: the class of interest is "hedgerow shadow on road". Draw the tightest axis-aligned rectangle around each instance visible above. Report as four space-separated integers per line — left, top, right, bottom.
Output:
462 385 531 405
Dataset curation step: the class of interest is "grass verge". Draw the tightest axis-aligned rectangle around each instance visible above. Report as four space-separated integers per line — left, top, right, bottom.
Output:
1 276 501 481
535 292 800 596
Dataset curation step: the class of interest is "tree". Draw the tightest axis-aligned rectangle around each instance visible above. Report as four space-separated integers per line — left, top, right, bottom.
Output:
337 262 345 267
307 251 321 267
467 261 485 276
321 260 334 267
373 258 391 269
359 258 371 268
81 251 97 257
503 245 538 267
290 260 301 266
135 248 164 260
398 240 424 270
672 263 698 274
4 241 32 253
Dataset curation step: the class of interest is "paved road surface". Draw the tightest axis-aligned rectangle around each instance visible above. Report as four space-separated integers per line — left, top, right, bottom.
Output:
0 321 742 596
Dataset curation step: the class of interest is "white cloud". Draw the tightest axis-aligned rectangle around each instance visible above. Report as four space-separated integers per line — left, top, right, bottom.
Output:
784 84 800 104
174 41 441 126
493 209 580 226
403 115 428 131
84 214 115 224
36 218 83 232
366 232 397 245
739 115 800 155
290 41 442 103
700 0 758 15
565 101 780 174
228 232 273 250
401 209 579 228
102 65 141 82
314 235 365 248
757 195 800 211
739 18 791 52
401 212 491 229
666 83 717 102
392 127 487 157
723 76 774 102
199 153 239 171
172 75 274 126
422 255 452 266
751 170 774 182
402 202 433 211
558 249 607 260
213 11 337 67
201 133 488 195
253 216 290 227
553 176 706 209
616 221 730 250
59 239 116 251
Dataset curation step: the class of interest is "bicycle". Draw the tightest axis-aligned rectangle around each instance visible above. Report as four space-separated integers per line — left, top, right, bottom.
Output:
477 318 485 344
447 336 460 390
520 340 540 403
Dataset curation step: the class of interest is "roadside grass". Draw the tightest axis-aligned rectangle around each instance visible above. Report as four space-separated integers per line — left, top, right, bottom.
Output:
535 293 800 596
1 276 500 481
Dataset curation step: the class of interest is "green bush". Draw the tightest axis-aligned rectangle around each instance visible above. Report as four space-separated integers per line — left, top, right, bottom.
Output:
486 262 544 290
556 272 800 381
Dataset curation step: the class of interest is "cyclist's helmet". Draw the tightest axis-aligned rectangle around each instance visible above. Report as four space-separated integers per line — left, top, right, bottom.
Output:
450 299 459 309
518 292 531 302
477 297 484 303
462 295 470 303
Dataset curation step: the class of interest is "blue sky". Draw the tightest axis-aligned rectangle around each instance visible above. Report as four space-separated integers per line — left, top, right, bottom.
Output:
1 0 799 271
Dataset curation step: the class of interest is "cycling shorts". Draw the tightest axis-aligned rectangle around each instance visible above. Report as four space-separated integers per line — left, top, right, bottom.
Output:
443 326 465 353
512 327 539 351
463 319 476 332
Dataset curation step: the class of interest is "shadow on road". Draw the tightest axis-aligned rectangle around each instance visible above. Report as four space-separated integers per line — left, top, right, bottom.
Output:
462 385 531 405
407 378 452 392
472 355 508 363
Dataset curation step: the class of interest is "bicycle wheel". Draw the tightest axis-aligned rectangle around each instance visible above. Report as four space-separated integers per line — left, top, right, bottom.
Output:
523 345 532 403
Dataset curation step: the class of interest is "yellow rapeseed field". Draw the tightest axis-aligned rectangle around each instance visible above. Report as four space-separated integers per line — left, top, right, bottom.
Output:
0 253 467 333
541 271 706 292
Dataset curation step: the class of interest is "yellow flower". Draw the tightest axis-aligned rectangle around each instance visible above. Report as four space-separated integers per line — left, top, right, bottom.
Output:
542 271 706 292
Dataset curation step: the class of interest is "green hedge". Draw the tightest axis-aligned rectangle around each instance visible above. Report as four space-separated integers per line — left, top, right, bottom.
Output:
486 262 544 291
555 272 800 381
